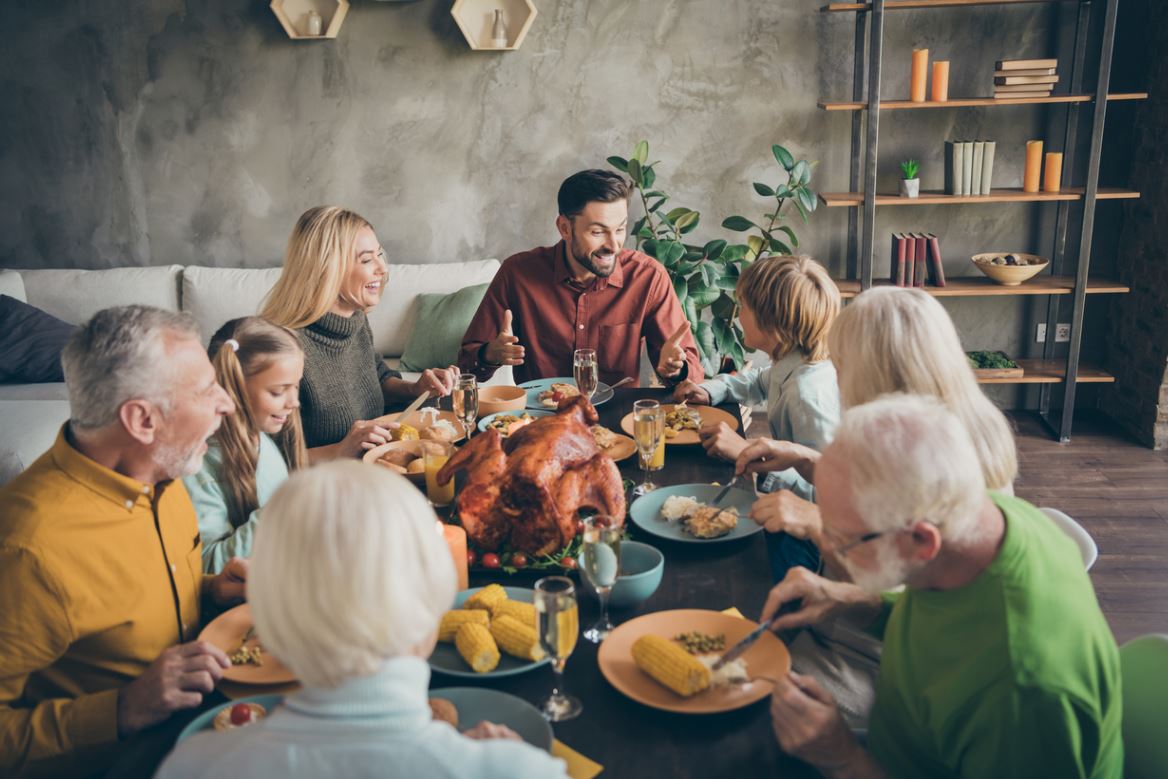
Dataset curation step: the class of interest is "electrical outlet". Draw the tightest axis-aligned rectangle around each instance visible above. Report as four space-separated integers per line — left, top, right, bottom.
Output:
1055 323 1071 342
1036 324 1047 342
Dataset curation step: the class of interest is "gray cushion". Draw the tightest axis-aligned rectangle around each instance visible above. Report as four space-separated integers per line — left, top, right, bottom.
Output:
0 400 70 487
16 266 183 325
0 271 26 302
0 383 70 401
181 266 283 344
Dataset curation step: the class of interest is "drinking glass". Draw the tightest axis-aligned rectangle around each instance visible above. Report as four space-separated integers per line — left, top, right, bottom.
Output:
632 399 665 497
533 576 582 722
423 441 455 508
573 349 598 400
452 373 478 438
579 515 621 643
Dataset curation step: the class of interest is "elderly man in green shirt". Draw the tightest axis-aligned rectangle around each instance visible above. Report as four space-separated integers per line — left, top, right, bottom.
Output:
757 393 1122 779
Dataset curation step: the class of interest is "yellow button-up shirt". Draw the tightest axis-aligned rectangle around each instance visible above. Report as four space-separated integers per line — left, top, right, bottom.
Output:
0 427 207 777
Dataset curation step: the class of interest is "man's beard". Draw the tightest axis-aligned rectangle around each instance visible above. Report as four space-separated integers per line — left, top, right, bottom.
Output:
155 439 208 480
569 236 617 278
842 540 919 594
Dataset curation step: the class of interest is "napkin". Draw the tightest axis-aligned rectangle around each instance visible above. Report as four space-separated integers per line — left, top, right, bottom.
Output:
552 739 603 778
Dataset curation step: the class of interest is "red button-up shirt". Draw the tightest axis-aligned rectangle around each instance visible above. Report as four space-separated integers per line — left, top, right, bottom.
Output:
460 242 703 387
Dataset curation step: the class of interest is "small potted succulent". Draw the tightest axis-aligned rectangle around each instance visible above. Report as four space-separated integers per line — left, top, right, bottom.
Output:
899 159 920 198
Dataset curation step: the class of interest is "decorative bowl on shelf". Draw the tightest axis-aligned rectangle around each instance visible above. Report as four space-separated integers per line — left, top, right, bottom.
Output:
971 252 1050 286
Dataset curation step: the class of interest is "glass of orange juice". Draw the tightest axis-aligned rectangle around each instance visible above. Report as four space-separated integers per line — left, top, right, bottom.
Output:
423 441 455 507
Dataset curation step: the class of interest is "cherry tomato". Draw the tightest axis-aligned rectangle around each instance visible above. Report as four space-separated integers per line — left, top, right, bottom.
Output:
466 549 477 568
482 553 501 569
510 552 528 569
229 703 253 726
560 556 578 571
575 519 586 535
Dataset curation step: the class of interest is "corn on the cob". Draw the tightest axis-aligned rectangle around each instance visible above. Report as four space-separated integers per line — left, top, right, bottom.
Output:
437 609 490 642
464 584 508 612
491 599 537 628
394 424 420 441
490 615 546 661
631 634 711 697
455 623 500 673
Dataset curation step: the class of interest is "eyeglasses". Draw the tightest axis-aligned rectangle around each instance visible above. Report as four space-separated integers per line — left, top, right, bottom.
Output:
833 530 888 557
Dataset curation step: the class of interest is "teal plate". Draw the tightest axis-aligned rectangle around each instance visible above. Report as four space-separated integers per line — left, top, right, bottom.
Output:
177 694 284 744
628 484 762 544
519 377 614 409
429 586 551 678
430 687 553 751
477 409 554 435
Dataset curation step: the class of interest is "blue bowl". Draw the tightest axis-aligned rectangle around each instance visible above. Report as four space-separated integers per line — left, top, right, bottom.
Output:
608 540 665 609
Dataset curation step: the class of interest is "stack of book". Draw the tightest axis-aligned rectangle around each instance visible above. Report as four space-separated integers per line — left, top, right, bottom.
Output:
994 58 1058 99
945 141 996 196
890 232 947 288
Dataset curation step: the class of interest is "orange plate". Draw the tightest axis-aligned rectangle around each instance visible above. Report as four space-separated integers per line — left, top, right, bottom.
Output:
362 440 429 484
198 604 297 685
598 609 790 714
372 409 467 443
619 405 740 445
597 431 637 462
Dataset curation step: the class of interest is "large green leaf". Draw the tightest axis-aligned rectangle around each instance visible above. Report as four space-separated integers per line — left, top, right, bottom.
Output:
642 166 656 189
796 186 817 214
675 260 701 275
627 158 643 186
766 236 793 255
673 210 700 232
672 275 688 303
712 292 736 320
712 316 737 356
773 145 796 171
607 156 629 173
702 239 727 260
684 248 706 261
753 182 775 197
728 336 747 370
793 198 810 224
700 263 719 286
664 207 690 224
631 216 647 241
721 244 748 263
633 140 649 164
776 225 799 248
647 197 667 213
688 278 720 308
694 320 716 360
715 264 740 290
747 235 765 259
683 296 699 329
791 160 810 186
722 215 755 232
661 241 686 267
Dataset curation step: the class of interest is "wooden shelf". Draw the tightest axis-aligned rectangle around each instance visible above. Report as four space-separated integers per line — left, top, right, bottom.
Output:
824 0 1074 11
819 187 1140 207
270 0 349 40
451 0 537 51
835 276 1129 298
818 93 1148 111
976 359 1114 384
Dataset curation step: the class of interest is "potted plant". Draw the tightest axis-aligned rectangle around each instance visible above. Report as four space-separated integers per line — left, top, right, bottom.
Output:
607 141 817 376
899 159 920 198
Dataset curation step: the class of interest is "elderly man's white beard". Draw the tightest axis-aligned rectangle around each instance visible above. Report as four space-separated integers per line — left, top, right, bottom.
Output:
155 440 207 480
843 540 919 594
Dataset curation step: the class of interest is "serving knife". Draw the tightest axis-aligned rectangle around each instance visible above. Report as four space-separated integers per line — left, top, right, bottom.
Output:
710 599 802 672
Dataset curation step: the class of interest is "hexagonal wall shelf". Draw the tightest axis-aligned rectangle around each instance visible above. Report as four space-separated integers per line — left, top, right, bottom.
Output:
451 0 537 51
271 0 350 40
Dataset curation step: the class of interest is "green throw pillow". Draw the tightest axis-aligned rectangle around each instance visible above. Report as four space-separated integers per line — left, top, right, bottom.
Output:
399 283 489 372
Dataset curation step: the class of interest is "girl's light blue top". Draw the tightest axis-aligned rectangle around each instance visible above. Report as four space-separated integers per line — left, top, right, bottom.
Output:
700 352 840 500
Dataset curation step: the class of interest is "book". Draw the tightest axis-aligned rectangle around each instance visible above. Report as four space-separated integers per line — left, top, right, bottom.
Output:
980 141 996 197
995 75 1059 85
994 83 1057 93
971 142 986 196
996 58 1058 70
891 233 909 287
946 140 964 196
994 90 1054 99
913 234 928 287
926 233 947 287
993 67 1056 77
904 230 917 287
960 141 974 196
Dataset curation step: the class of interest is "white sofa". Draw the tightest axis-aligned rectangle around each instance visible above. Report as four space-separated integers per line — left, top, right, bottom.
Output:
0 261 510 486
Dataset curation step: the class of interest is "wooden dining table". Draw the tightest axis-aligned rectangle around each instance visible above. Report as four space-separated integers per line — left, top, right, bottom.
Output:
106 387 818 778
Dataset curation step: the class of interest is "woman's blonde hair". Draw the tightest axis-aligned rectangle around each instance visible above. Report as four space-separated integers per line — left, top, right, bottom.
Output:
249 461 457 688
261 206 374 329
208 317 307 527
736 255 840 361
829 287 1018 491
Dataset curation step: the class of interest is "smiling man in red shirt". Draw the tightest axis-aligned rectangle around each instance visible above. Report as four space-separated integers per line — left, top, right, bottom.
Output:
459 169 703 387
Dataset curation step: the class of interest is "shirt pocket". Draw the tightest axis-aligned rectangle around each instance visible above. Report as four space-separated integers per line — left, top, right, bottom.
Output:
598 323 637 373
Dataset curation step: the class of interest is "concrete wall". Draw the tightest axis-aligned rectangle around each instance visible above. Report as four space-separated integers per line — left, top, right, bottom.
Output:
0 0 1143 409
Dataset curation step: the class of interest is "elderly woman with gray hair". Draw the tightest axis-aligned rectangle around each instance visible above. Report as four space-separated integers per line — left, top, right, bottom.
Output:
156 461 568 779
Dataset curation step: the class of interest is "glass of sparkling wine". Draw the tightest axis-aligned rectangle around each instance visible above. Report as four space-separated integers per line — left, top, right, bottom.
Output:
452 373 478 438
632 399 665 497
573 349 598 400
533 576 582 722
580 515 621 643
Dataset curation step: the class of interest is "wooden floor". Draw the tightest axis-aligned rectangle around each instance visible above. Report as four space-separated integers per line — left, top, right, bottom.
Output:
1011 411 1168 644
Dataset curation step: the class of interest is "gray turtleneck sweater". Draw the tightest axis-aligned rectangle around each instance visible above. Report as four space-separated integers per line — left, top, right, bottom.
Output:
297 311 400 449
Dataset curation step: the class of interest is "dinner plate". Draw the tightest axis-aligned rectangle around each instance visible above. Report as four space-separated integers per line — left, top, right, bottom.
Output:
362 440 430 484
628 484 762 544
598 609 791 714
619 404 739 445
594 429 637 462
198 604 297 685
520 377 614 409
477 409 554 436
430 687 553 751
429 586 551 678
177 694 284 744
374 408 467 443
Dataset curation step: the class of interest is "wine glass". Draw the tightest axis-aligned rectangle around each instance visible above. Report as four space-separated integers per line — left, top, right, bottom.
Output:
579 515 621 643
573 349 598 400
452 373 478 438
632 399 665 497
533 576 582 722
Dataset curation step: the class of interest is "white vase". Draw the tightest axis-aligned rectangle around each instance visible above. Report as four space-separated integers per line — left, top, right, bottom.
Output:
900 178 920 198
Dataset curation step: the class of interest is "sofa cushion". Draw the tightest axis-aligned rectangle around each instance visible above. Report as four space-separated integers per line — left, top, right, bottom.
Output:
0 400 71 488
400 283 490 372
0 270 26 302
0 296 77 383
182 266 283 344
0 383 71 401
16 266 183 325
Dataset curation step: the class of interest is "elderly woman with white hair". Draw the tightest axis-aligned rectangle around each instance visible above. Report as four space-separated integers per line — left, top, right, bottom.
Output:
156 461 568 779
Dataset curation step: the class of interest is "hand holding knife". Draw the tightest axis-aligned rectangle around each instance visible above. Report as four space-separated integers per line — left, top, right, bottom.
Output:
710 598 803 671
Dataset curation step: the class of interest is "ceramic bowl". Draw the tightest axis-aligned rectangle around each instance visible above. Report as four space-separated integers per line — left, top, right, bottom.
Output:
362 440 428 484
476 385 527 416
971 252 1049 286
608 540 665 609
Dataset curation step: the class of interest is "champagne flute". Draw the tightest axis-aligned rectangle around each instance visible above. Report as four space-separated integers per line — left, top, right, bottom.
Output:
632 399 665 497
573 349 598 400
533 576 582 722
452 373 478 438
579 515 621 643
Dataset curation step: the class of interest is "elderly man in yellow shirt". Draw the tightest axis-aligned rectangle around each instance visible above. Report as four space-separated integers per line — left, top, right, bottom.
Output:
0 305 249 778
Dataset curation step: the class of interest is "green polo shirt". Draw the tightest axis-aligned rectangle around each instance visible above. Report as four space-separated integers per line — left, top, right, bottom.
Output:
868 492 1123 778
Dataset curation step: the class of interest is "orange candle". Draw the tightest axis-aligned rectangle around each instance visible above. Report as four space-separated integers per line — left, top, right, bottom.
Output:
1043 152 1063 192
1023 140 1043 193
438 521 469 590
910 49 929 102
931 60 950 102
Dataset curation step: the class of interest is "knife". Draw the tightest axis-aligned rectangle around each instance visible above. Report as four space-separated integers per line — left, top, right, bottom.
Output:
710 599 802 671
710 480 735 507
397 390 431 427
